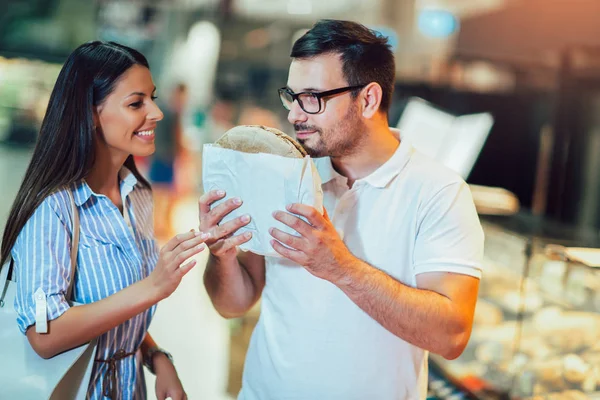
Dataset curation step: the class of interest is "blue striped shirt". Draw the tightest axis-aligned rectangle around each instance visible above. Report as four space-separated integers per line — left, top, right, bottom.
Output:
12 168 159 399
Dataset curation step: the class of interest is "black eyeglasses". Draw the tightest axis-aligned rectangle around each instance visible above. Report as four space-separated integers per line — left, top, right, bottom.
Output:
278 84 367 114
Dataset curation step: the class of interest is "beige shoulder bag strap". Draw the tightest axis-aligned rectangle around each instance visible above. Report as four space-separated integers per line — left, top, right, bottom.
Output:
65 189 80 301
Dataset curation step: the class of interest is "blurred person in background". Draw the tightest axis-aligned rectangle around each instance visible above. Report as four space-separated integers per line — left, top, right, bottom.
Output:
237 98 282 131
202 20 483 400
204 86 238 144
149 83 188 240
0 41 208 400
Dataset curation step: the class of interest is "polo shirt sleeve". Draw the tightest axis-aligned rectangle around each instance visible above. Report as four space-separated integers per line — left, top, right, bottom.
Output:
413 181 484 279
11 196 73 334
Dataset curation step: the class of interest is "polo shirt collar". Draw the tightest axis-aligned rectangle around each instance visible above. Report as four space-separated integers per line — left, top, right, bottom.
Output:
314 128 412 189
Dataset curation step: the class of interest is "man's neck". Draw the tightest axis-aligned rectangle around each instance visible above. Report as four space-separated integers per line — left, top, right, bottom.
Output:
331 125 399 187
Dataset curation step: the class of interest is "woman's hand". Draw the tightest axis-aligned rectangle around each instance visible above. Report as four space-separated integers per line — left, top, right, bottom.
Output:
154 353 187 400
148 230 208 300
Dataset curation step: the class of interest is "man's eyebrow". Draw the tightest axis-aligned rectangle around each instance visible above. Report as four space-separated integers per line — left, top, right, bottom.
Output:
287 86 323 93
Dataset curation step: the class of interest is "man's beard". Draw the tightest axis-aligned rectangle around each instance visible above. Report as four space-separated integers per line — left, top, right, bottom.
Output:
294 124 325 157
294 105 365 158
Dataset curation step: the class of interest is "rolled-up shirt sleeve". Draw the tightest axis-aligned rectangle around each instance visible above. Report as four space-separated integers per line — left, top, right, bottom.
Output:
11 197 73 334
413 181 484 279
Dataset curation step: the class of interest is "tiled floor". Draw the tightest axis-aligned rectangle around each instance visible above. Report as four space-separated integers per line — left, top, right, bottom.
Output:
0 145 234 400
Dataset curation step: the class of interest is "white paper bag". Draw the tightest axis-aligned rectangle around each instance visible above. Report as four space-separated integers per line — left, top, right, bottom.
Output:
202 144 323 257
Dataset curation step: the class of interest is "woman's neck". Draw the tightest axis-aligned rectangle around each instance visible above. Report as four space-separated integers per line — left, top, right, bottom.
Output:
85 144 127 198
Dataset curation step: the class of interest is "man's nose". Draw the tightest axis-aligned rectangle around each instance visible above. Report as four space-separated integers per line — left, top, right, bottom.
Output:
287 99 308 125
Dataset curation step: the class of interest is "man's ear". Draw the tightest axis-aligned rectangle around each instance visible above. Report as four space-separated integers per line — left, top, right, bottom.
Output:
360 82 383 119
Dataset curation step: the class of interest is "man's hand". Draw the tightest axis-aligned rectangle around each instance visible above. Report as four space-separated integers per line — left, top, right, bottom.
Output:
199 189 253 259
269 203 354 281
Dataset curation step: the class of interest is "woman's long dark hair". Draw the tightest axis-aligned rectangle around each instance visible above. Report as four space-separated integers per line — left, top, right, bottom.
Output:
1 41 152 267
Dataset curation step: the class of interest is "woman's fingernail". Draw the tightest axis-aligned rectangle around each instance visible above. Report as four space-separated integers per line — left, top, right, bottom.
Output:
234 198 242 205
245 232 252 238
197 243 206 250
200 233 209 240
217 190 225 196
241 215 250 223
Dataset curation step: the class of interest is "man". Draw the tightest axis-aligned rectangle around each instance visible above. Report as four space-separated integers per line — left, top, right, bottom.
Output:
202 19 483 400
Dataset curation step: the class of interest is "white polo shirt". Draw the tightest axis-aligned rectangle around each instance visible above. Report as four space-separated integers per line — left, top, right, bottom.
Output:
239 132 484 400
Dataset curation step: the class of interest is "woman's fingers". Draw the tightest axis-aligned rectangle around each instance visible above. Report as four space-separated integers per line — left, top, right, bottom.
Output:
177 259 197 277
173 243 206 266
162 231 203 253
169 232 209 254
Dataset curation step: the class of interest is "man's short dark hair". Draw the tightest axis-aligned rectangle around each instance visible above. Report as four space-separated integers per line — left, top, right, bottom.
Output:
291 19 395 114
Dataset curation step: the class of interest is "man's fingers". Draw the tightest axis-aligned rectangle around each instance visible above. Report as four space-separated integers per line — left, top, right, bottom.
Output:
211 232 252 256
322 207 330 221
272 211 312 236
285 203 324 229
269 228 306 251
210 214 251 242
199 190 226 216
204 197 243 228
270 240 306 265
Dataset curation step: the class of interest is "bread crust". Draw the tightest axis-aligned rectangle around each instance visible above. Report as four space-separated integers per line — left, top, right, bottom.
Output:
215 125 307 158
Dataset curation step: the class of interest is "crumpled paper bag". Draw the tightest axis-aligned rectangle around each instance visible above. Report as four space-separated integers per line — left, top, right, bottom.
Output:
202 144 323 257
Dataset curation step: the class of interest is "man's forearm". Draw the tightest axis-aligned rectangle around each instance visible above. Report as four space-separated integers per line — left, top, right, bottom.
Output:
203 254 258 318
331 258 472 359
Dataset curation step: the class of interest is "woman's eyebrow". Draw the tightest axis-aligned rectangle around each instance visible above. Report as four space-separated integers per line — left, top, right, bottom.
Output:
126 86 157 98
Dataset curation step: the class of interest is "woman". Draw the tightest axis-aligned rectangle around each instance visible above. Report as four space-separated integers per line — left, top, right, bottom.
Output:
0 41 206 399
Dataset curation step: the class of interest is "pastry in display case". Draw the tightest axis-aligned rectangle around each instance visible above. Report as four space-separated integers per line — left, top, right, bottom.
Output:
512 245 600 400
431 217 600 399
431 220 537 398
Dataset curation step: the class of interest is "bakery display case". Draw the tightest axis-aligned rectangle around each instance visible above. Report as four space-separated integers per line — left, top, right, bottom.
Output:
431 219 536 399
511 243 600 400
431 215 600 400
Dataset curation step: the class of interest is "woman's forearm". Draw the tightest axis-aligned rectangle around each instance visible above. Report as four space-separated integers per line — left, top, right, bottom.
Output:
27 277 162 359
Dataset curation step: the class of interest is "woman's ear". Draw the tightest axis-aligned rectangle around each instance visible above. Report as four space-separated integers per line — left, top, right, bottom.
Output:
92 107 101 131
361 82 383 119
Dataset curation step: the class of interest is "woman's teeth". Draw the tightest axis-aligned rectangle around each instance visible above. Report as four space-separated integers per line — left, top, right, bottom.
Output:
136 130 154 136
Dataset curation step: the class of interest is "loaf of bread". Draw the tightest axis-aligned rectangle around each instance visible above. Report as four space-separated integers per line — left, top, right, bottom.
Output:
214 125 307 158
